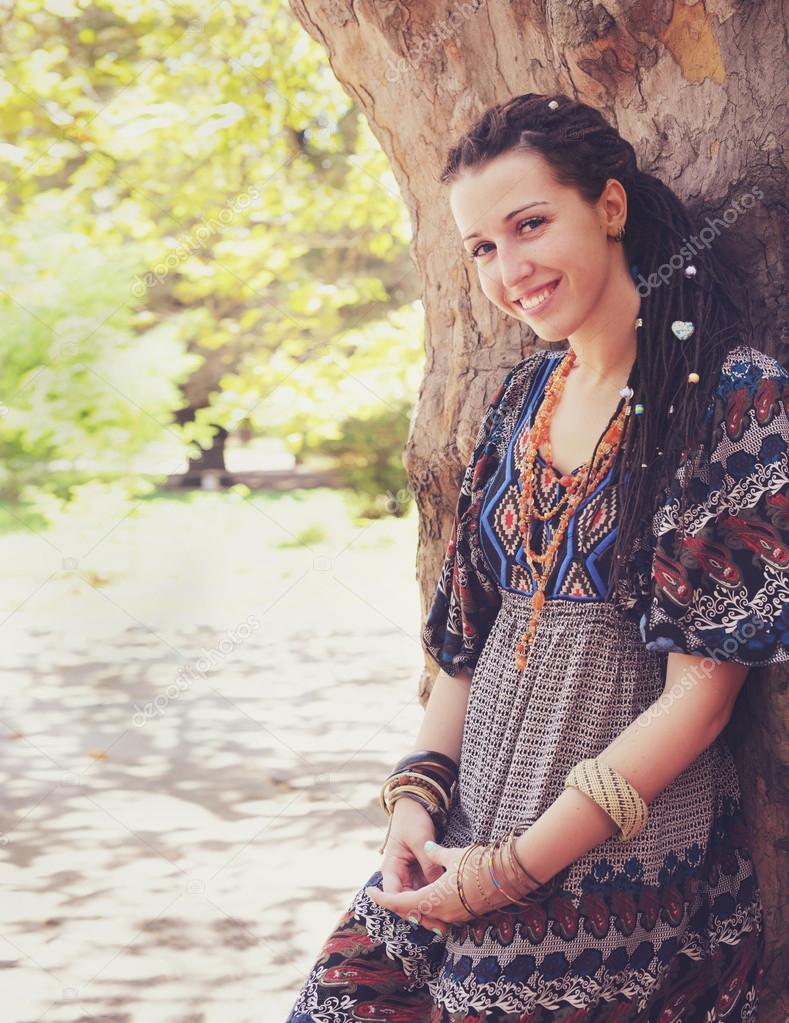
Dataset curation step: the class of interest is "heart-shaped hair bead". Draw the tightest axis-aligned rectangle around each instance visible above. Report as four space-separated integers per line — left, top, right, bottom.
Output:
671 320 695 341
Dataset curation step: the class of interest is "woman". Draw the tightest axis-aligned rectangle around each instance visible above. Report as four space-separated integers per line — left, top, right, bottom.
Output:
285 94 788 1021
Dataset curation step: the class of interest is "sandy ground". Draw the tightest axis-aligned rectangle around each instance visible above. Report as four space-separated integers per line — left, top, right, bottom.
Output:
0 490 426 1021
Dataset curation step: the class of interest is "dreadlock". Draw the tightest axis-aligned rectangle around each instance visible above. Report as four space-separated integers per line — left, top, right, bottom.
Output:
438 92 752 617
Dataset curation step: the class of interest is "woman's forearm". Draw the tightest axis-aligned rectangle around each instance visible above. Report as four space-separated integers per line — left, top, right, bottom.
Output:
411 667 473 764
511 652 747 887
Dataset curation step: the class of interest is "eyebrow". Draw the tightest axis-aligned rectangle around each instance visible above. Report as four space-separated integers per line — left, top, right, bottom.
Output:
463 201 551 242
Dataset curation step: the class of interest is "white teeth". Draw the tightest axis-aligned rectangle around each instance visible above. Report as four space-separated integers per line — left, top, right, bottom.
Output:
518 280 558 311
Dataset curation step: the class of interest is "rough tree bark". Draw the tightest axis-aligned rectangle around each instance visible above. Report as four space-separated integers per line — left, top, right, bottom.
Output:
286 2 787 1014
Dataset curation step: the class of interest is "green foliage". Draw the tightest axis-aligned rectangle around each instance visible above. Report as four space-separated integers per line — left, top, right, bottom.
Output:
0 0 423 521
310 398 413 519
0 202 202 506
276 523 330 548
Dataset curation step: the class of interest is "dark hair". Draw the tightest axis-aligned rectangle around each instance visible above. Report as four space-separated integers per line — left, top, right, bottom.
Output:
439 92 752 615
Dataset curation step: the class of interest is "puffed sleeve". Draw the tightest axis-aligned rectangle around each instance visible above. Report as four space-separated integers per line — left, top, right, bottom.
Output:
421 359 533 677
640 347 789 666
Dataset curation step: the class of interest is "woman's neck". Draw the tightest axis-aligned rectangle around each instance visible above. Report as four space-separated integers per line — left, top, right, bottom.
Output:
565 335 637 390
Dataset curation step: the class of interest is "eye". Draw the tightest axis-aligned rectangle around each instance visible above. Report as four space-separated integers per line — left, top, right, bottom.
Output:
468 216 547 260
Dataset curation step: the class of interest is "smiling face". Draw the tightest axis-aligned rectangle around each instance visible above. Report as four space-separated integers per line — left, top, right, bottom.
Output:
449 148 635 350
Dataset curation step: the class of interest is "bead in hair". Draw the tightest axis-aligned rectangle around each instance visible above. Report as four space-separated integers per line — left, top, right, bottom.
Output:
671 320 695 342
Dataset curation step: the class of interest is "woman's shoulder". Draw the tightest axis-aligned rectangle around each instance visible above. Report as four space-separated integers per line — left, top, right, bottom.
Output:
717 343 787 390
471 348 556 461
699 343 788 490
703 343 788 439
502 346 558 398
514 344 561 375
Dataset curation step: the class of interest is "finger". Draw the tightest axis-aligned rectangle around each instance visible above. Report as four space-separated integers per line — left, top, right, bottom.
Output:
372 872 451 922
422 839 449 865
380 862 406 893
418 918 449 937
414 845 446 886
405 881 454 938
365 886 409 912
365 886 449 938
415 910 450 937
365 885 426 920
415 850 471 928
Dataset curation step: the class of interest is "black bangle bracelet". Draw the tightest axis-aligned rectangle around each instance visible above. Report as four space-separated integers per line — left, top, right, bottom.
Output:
393 749 459 776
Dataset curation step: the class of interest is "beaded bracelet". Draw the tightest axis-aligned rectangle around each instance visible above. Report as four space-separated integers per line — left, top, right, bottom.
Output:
379 751 457 818
381 772 452 816
384 762 457 794
378 751 457 855
382 783 446 819
379 766 455 825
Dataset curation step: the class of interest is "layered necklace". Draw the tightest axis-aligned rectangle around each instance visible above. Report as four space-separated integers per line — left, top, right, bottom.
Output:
513 349 633 670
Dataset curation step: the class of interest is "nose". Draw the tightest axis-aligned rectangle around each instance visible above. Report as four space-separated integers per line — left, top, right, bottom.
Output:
498 245 536 295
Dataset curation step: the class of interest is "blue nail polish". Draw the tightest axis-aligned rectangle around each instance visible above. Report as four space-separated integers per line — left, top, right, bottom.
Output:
432 927 444 937
424 840 436 850
407 915 420 925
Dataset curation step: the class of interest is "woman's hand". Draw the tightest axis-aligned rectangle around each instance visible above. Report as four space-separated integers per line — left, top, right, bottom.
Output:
377 798 449 936
368 840 495 928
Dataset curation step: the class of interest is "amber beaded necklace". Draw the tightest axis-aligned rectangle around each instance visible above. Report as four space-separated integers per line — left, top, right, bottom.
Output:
513 349 632 670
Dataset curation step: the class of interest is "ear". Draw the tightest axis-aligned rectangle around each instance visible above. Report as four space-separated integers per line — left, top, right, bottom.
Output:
599 176 628 237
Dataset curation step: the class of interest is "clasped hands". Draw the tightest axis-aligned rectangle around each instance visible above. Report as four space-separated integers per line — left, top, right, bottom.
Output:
365 839 536 932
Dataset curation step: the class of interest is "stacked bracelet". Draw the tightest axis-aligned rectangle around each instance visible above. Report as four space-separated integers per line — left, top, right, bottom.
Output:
487 831 553 906
563 757 647 842
455 824 560 918
378 749 459 855
456 843 480 916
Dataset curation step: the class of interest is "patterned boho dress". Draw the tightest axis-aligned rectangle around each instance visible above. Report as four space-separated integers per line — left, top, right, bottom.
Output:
286 343 789 1022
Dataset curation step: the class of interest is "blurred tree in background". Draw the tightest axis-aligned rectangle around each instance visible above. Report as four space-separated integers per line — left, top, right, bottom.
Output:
0 0 424 522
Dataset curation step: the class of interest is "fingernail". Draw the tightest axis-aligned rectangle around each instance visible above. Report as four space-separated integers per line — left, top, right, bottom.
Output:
424 840 436 850
432 927 444 937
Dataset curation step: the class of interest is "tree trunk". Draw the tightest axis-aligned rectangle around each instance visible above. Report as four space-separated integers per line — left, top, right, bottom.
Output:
188 425 228 473
286 2 787 1014
173 406 229 475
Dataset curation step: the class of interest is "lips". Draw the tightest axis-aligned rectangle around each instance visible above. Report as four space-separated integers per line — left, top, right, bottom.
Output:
514 277 561 311
516 278 561 303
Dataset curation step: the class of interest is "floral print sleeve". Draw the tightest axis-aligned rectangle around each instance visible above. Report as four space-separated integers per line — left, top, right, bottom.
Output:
421 352 547 677
640 345 789 666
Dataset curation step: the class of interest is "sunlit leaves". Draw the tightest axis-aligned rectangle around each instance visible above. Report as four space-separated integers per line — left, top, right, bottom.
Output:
0 0 422 512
